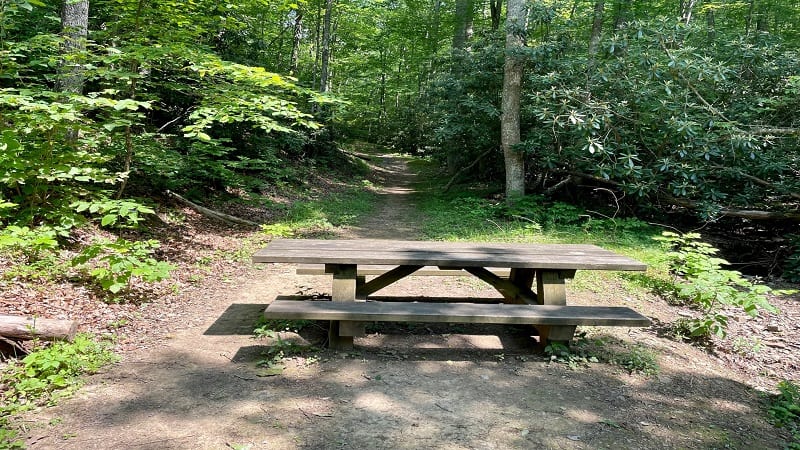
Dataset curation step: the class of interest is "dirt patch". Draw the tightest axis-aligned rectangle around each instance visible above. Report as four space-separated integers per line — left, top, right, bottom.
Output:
10 151 797 449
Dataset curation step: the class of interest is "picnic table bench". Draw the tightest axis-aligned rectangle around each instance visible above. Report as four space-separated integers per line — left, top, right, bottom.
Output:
252 239 650 350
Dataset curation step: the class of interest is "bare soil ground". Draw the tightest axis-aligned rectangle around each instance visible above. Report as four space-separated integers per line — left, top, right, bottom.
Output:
5 151 798 449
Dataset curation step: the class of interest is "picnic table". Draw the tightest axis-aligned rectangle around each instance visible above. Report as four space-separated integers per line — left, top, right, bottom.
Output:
252 239 650 350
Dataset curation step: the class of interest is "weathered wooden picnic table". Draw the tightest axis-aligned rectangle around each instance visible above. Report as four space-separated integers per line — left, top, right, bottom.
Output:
252 239 650 350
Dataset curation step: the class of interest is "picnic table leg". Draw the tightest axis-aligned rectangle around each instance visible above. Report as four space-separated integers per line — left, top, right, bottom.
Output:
327 264 364 350
508 268 536 304
535 269 577 348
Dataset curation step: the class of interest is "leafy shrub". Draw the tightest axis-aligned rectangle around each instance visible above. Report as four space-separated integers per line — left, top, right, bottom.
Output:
0 225 58 261
656 232 778 338
616 345 659 376
71 239 175 296
783 235 800 283
768 380 800 449
71 198 155 228
498 195 584 228
0 334 116 416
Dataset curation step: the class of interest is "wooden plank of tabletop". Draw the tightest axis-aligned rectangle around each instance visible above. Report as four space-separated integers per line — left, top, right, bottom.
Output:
253 239 646 271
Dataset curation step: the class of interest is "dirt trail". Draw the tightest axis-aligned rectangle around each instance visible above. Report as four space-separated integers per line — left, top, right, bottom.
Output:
19 151 790 449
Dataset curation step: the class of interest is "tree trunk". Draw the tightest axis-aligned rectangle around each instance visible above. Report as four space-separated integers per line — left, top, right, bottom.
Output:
706 7 716 43
588 0 604 74
58 0 89 94
0 315 78 341
680 0 696 24
500 0 527 200
612 0 629 30
452 0 474 50
290 11 303 75
490 0 502 31
319 0 334 93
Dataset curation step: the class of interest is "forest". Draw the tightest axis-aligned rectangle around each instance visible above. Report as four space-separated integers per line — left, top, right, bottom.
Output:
2 0 799 247
1 0 800 447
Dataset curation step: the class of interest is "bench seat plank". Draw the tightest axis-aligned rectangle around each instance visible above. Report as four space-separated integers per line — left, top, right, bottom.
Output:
265 300 651 327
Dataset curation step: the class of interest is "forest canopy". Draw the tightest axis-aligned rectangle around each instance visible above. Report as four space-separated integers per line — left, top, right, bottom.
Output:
1 0 799 235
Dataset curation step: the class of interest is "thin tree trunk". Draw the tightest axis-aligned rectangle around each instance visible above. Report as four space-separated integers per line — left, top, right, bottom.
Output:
706 7 716 43
612 0 629 30
319 0 334 93
59 0 89 94
453 0 474 50
500 0 527 200
490 0 502 31
290 11 303 75
746 0 755 36
588 0 604 74
680 0 697 24
312 0 322 94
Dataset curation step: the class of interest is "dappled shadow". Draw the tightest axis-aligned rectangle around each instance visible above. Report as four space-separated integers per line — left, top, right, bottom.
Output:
28 335 790 449
204 303 270 336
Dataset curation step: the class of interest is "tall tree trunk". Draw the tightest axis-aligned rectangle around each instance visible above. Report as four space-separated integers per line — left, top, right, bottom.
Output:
612 0 629 30
500 0 526 200
490 0 502 31
319 0 334 93
588 0 604 74
706 7 716 43
746 0 755 36
312 0 322 93
58 0 89 94
452 0 474 50
447 0 474 174
680 0 696 24
290 11 303 75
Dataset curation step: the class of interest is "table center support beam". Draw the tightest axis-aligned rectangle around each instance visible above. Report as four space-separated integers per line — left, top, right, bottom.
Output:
327 264 363 348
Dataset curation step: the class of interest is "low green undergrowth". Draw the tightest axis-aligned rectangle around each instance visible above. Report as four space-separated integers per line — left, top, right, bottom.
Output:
768 380 800 449
261 186 378 238
0 335 117 447
253 318 319 376
71 239 176 297
656 232 780 339
544 333 659 376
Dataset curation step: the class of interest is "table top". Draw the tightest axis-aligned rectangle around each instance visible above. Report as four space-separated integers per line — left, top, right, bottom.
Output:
252 239 647 271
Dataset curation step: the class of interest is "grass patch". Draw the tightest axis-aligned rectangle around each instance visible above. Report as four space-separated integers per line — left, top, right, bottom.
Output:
261 186 379 238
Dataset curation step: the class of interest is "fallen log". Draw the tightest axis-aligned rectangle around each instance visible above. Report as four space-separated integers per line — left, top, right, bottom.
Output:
165 190 260 227
0 315 78 342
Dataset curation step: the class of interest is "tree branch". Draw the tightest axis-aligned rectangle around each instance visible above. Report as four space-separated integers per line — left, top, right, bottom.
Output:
660 193 800 221
165 191 260 227
443 147 495 192
708 164 800 200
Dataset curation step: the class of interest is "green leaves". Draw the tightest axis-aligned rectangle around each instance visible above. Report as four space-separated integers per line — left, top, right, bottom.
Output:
0 334 116 417
71 239 176 297
656 232 779 339
71 198 155 228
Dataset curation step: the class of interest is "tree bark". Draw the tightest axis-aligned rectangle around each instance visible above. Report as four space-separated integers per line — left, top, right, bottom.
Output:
319 0 334 93
679 0 696 24
500 0 527 200
452 0 474 50
58 0 89 94
290 11 303 75
165 191 260 227
0 315 78 341
588 0 605 74
490 0 502 31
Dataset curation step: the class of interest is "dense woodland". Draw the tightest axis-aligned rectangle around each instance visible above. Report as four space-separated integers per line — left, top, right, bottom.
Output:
1 1 800 275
